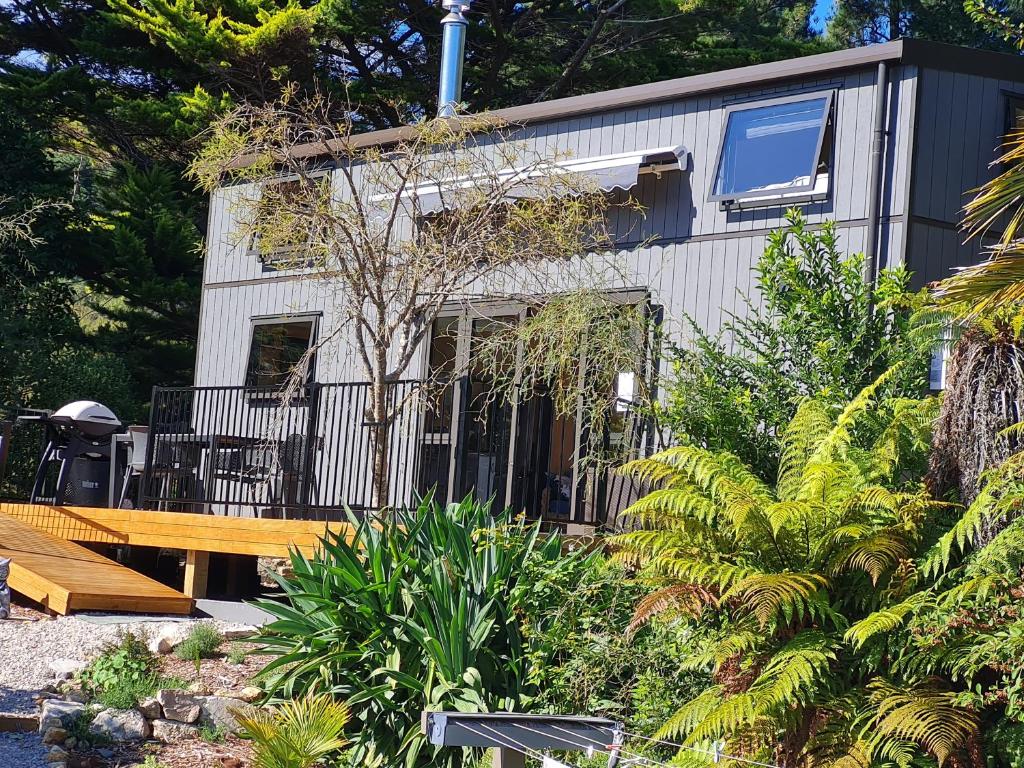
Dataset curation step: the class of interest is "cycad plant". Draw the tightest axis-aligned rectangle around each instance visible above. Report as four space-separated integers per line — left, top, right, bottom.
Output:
613 372 982 767
234 693 350 768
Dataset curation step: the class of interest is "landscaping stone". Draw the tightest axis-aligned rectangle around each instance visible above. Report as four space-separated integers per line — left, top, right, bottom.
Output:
147 623 190 655
151 718 200 743
40 727 67 745
47 660 86 681
238 686 262 703
137 697 161 719
46 745 68 763
197 696 247 733
89 708 150 742
156 689 201 723
38 700 85 732
220 625 257 641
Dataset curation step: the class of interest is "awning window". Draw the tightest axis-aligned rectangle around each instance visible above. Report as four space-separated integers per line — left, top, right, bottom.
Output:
375 144 688 215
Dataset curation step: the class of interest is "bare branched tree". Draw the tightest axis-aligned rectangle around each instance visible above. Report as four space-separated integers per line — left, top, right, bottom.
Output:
191 90 642 509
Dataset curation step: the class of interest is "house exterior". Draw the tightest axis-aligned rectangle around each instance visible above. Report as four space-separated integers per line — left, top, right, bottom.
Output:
177 39 1024 527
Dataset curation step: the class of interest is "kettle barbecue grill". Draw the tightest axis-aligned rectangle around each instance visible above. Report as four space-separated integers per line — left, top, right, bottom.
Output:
20 401 124 507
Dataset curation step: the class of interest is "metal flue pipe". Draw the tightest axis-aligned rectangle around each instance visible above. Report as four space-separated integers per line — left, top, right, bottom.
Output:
438 0 471 117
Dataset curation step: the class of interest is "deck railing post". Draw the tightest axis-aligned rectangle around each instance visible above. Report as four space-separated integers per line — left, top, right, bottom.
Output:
299 382 322 516
141 387 159 510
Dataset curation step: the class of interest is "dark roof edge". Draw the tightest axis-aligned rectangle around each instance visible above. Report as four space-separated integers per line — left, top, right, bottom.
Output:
287 39 1024 159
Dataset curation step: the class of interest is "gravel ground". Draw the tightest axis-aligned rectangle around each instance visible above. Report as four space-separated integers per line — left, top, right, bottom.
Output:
0 605 253 768
0 730 50 768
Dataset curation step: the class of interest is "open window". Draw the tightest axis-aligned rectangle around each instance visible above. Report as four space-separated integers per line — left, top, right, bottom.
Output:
244 317 318 389
252 175 323 266
710 92 834 207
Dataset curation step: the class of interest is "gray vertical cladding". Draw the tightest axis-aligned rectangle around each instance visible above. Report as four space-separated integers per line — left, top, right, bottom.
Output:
905 66 1020 287
196 61 978 386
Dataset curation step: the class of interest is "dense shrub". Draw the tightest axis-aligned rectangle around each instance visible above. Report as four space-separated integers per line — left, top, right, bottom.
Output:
660 210 931 481
518 550 708 732
174 623 223 661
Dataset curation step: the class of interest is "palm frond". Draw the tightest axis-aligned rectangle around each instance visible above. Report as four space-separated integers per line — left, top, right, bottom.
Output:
234 692 351 768
933 246 1024 317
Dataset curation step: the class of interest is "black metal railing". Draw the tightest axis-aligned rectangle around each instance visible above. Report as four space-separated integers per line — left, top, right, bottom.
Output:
137 380 649 525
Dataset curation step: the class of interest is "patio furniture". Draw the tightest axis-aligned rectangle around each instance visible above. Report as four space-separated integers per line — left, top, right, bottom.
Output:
114 426 148 508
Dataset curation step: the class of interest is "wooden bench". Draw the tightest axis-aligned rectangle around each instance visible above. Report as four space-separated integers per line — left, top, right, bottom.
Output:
0 502 352 599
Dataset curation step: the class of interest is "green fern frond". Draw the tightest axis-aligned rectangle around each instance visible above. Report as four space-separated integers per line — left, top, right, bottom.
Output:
866 679 979 766
685 692 758 744
623 487 720 528
723 572 829 627
844 593 929 650
778 398 833 499
656 685 725 741
830 530 913 584
811 366 904 464
748 630 837 711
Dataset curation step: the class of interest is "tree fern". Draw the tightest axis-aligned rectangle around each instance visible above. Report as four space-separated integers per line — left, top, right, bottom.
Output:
616 372 963 766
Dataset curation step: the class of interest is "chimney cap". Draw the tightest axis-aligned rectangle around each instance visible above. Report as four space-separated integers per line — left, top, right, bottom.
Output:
441 0 471 12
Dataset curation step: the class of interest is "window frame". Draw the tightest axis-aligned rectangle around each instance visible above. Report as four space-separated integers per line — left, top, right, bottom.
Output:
242 313 321 393
1005 92 1024 136
249 170 331 268
708 90 836 206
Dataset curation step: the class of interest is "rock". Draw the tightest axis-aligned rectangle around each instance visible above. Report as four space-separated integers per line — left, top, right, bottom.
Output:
41 683 59 694
65 689 88 704
89 708 150 742
197 696 247 733
137 697 161 719
64 736 76 750
238 686 262 703
48 659 86 681
46 745 69 763
151 718 200 743
156 690 200 723
188 681 211 696
41 726 68 745
220 625 256 641
147 623 189 655
39 700 85 732
97 747 115 758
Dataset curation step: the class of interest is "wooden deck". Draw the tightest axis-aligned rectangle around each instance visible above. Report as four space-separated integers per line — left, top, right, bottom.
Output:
0 502 351 558
0 502 353 602
0 514 193 615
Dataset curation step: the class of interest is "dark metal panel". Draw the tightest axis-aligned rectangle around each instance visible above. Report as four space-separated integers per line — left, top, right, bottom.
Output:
422 712 621 752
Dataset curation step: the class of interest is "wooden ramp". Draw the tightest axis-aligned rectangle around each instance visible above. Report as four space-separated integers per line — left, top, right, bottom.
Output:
0 513 193 616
